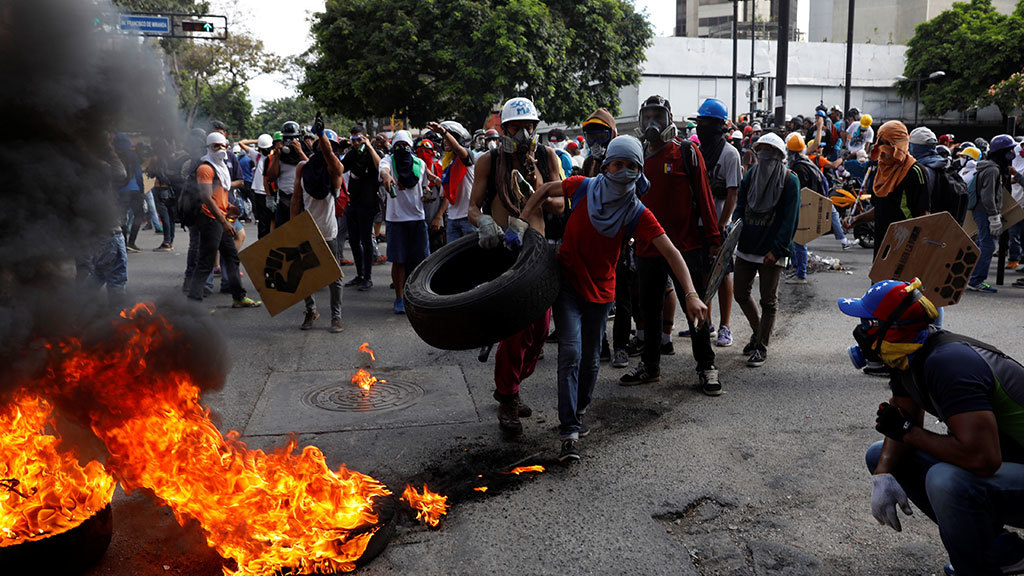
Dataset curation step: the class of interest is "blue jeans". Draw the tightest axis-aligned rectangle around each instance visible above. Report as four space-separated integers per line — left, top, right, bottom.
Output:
145 190 162 231
830 206 847 241
792 243 808 279
75 231 128 306
866 441 1024 574
970 207 997 285
555 281 613 440
184 224 215 294
1009 220 1024 262
446 217 476 242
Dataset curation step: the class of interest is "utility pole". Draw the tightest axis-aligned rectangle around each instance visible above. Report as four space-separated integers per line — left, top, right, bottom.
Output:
774 0 790 128
732 0 738 122
749 0 756 120
843 0 855 117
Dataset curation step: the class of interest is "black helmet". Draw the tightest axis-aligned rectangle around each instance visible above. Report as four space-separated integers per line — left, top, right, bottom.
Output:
935 145 951 159
281 121 302 138
846 107 860 120
639 95 675 142
640 94 671 114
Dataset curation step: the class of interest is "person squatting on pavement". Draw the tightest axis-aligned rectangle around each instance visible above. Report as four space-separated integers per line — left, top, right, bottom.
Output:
469 96 563 436
292 125 346 333
731 132 800 368
521 135 708 462
619 95 723 395
840 279 1024 576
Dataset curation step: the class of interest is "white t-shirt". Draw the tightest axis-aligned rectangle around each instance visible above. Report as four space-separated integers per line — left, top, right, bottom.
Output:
1012 144 1024 206
447 159 475 220
379 155 427 222
846 124 874 154
300 177 339 241
248 149 267 194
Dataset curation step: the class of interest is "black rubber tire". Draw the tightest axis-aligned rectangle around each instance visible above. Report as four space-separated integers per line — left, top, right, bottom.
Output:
404 229 560 350
0 502 113 576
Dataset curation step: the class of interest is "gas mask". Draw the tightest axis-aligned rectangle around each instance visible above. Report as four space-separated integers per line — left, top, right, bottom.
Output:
848 321 882 369
638 109 677 143
584 129 612 161
501 128 536 155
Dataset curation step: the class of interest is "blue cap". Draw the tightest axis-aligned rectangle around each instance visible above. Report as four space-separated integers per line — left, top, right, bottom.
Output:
837 280 910 319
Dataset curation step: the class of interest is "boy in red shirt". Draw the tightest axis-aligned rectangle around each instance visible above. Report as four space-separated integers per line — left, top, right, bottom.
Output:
522 135 708 462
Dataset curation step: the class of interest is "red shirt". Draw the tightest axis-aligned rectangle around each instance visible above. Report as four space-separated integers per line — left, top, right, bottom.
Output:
637 141 721 258
557 176 665 303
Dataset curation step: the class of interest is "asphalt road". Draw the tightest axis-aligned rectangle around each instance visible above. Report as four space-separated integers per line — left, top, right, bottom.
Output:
79 223 1024 576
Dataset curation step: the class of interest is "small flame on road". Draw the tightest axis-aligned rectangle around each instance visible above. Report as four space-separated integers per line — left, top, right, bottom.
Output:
507 465 546 475
358 342 376 362
351 369 383 391
401 484 448 527
472 486 488 493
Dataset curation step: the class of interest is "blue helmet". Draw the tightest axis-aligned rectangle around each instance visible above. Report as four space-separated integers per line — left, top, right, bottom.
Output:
697 98 729 122
989 134 1016 163
323 129 341 144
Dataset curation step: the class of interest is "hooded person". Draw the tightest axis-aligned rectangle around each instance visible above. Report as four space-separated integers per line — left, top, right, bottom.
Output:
521 135 708 462
581 108 617 178
848 120 929 256
967 134 1015 292
842 279 1024 576
731 132 801 367
909 127 948 170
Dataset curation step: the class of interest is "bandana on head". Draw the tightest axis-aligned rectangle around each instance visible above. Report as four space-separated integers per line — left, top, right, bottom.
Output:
870 121 916 198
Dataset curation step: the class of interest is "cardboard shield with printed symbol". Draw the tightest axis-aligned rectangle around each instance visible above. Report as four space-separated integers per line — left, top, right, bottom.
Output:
703 220 742 302
869 212 979 307
793 187 832 245
960 187 1024 238
239 210 343 316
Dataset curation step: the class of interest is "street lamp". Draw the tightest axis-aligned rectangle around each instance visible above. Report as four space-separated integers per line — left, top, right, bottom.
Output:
896 71 946 127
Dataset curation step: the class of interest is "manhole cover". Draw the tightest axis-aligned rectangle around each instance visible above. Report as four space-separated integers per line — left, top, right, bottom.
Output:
302 379 425 413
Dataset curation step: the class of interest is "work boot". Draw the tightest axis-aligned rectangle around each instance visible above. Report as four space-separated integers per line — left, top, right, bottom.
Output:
301 310 319 330
496 394 522 436
493 390 531 417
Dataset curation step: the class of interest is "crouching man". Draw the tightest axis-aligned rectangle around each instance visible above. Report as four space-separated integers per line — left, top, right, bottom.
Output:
838 279 1024 575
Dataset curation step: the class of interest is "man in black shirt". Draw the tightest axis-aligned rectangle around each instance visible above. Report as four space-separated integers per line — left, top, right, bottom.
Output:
341 125 382 291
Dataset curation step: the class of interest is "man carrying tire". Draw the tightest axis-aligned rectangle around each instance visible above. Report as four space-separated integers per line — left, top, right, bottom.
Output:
468 96 563 436
620 95 723 396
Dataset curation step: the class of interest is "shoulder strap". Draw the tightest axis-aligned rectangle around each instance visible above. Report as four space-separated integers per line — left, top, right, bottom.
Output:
919 331 1008 360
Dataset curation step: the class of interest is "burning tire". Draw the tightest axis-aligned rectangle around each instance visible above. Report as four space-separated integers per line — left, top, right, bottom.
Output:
0 502 112 575
404 229 560 350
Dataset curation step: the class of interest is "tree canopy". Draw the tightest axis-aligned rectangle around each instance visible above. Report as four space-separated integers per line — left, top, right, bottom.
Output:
253 96 356 137
300 0 652 128
903 0 1024 117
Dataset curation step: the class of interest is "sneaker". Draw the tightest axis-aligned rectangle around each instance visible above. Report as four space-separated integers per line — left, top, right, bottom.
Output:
374 255 387 264
393 298 405 314
339 258 354 266
626 336 644 357
619 361 660 386
330 318 344 333
742 335 759 356
376 234 386 244
301 310 319 330
213 265 221 274
679 324 717 338
497 398 522 436
968 281 998 293
125 244 142 253
699 369 722 396
577 420 591 438
1007 260 1020 270
1013 278 1024 288
660 340 675 355
715 325 733 347
153 243 172 252
785 277 808 285
842 240 852 250
344 277 363 288
232 297 262 308
558 439 580 462
358 279 374 291
612 349 629 368
746 349 767 367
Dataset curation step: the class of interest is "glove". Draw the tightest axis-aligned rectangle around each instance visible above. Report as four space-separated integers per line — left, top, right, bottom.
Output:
477 215 504 250
313 112 325 137
875 402 914 441
503 217 529 250
870 473 913 532
989 214 1003 237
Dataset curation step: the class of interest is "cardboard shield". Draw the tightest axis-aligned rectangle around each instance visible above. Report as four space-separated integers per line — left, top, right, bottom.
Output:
869 212 980 307
703 220 743 302
793 188 832 245
238 211 343 316
960 187 1024 238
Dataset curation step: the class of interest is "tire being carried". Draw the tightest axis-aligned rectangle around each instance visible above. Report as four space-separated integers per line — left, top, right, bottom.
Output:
404 229 560 350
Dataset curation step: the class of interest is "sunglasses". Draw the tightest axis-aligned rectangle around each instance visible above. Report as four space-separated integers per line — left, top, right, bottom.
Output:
209 143 227 151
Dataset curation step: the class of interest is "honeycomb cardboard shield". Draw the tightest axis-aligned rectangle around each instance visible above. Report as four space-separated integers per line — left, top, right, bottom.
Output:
239 211 343 317
704 220 742 302
869 212 980 307
793 188 832 245
960 187 1024 238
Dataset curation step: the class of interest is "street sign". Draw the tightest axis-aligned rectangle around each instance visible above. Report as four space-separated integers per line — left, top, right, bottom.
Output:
118 14 171 35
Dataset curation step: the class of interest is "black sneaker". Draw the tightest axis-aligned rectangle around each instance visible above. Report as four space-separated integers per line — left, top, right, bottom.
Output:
344 277 363 288
558 439 580 462
863 362 892 378
619 361 660 386
699 369 722 396
577 419 591 437
626 336 644 357
546 329 559 343
746 349 767 367
660 340 675 355
742 335 759 356
358 279 373 291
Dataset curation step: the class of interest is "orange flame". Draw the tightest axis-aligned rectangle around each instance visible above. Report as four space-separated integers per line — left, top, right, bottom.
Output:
507 465 546 475
400 484 448 527
472 486 488 493
358 342 376 362
0 393 115 547
41 304 391 575
351 369 382 391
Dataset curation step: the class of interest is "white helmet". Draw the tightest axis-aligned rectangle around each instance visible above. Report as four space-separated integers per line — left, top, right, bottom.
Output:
439 120 471 144
753 132 787 157
256 133 273 149
501 97 540 125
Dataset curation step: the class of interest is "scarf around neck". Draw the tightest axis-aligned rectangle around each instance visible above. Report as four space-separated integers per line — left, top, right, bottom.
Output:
586 173 647 238
200 151 232 193
392 149 421 189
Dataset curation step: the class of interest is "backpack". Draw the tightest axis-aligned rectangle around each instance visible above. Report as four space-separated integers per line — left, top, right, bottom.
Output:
922 164 969 225
177 160 213 227
300 151 333 200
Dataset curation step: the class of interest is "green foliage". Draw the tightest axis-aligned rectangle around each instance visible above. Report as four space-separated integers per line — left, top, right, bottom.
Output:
253 97 356 137
979 68 1024 117
903 0 1024 117
301 0 652 128
196 82 254 138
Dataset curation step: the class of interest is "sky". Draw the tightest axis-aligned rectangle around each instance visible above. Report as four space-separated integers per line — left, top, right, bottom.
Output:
214 0 809 108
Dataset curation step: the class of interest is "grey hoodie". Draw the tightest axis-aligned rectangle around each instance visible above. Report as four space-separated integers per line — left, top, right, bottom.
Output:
973 160 1004 216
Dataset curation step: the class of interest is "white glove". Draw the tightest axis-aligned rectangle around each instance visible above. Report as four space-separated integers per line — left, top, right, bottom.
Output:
477 215 504 250
871 473 913 532
503 217 529 250
989 214 1003 237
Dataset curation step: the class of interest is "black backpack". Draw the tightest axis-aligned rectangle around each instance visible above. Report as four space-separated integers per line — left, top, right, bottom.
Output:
177 160 212 227
300 151 334 200
923 163 969 225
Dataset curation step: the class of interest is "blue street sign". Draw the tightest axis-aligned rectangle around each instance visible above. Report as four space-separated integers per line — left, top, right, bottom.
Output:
119 15 171 35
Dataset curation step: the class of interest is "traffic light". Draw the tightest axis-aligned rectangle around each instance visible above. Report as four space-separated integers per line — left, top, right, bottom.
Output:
181 20 214 33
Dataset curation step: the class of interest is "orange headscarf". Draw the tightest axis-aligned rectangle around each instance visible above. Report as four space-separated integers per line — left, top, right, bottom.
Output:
869 121 915 198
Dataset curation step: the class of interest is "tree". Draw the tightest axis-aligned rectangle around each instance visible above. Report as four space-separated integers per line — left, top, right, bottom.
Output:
902 0 1024 117
979 68 1024 118
300 0 652 128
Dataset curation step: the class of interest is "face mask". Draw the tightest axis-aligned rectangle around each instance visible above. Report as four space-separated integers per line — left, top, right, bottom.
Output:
696 125 722 146
486 140 499 150
848 323 881 369
209 148 228 162
501 129 534 155
607 169 639 184
588 143 606 160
